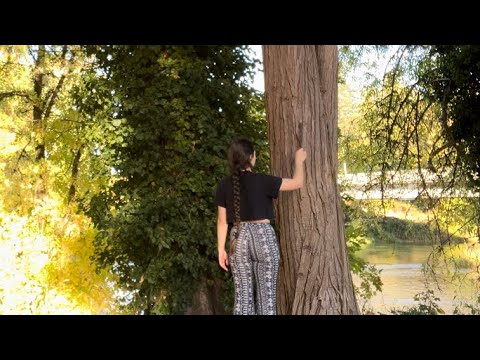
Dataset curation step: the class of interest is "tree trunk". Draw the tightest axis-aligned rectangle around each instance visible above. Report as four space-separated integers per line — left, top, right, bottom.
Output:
32 45 72 200
33 45 45 162
68 144 85 203
33 45 46 199
184 279 227 315
263 45 359 314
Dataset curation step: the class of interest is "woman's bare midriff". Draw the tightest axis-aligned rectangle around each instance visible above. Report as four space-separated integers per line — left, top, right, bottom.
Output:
240 219 270 224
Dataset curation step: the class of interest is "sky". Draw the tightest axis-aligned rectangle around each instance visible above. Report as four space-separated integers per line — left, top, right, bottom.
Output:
250 45 265 92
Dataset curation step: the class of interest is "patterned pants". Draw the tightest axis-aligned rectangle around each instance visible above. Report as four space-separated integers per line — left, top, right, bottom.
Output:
229 223 280 315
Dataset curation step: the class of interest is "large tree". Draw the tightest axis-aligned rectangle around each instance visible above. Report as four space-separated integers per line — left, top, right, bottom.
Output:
263 45 359 314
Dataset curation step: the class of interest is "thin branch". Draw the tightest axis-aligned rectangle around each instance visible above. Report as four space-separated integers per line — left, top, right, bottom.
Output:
68 144 85 203
43 46 74 120
28 46 37 62
43 75 66 119
0 91 31 101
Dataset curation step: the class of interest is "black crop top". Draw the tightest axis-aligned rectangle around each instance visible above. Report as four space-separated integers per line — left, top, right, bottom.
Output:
214 171 283 224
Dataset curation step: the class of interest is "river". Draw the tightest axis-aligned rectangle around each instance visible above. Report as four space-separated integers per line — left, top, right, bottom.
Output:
353 243 480 314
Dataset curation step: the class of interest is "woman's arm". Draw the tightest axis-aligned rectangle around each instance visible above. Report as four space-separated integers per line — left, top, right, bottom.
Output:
217 206 229 271
280 148 307 191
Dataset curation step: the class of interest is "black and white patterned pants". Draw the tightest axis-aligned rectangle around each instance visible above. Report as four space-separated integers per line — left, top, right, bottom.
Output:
229 223 280 315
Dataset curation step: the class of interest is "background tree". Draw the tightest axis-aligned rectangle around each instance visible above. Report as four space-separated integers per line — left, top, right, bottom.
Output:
421 45 480 189
338 45 480 312
77 45 266 314
0 45 116 314
263 45 359 314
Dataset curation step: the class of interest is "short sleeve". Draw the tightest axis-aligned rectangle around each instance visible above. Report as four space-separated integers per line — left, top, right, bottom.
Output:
214 179 226 208
266 175 282 199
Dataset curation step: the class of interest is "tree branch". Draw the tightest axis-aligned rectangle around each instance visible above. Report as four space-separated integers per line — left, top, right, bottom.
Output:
43 46 74 120
68 144 85 203
43 75 66 119
0 91 31 101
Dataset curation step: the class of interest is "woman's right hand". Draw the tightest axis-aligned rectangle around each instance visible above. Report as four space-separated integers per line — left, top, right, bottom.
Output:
295 148 307 163
218 249 229 271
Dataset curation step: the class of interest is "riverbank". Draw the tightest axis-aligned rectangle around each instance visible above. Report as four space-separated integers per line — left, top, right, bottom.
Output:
347 198 480 313
354 243 480 314
347 199 474 245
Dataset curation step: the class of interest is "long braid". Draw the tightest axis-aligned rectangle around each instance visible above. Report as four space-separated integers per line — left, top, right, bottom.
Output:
227 137 255 256
231 166 241 255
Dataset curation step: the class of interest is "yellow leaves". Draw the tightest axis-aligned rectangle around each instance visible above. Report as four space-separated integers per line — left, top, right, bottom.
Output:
0 128 18 156
0 213 50 314
0 196 118 314
338 83 363 134
0 45 120 313
0 109 26 159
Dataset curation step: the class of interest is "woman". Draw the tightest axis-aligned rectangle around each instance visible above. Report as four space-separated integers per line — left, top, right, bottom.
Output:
215 137 307 315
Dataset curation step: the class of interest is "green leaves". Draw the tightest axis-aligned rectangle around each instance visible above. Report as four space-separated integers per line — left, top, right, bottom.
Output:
76 45 264 314
421 45 480 189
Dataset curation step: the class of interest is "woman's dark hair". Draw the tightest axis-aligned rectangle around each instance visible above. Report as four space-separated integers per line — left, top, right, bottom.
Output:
227 138 255 251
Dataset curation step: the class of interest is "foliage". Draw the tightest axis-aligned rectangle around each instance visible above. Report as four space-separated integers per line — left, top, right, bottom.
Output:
340 46 480 305
342 197 383 307
421 45 480 189
390 290 445 315
338 83 365 174
453 296 480 315
0 198 117 314
337 45 480 314
349 46 480 241
339 46 477 216
338 45 389 85
346 199 473 245
0 45 116 314
75 45 266 314
360 51 444 174
437 242 480 270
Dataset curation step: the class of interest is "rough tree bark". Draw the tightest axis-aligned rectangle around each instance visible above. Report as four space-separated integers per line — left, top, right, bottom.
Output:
263 45 359 314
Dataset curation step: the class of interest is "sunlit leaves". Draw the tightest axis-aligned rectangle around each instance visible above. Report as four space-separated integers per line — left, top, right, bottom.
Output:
0 45 117 314
0 197 117 314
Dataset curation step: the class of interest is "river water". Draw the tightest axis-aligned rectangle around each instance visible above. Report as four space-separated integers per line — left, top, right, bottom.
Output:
353 243 480 314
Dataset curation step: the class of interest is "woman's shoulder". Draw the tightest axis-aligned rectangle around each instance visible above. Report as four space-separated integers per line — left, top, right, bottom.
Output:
219 172 274 183
218 175 231 185
245 172 278 183
250 172 275 178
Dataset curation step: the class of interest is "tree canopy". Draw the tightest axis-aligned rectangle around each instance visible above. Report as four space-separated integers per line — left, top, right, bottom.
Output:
76 45 267 313
421 45 480 188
